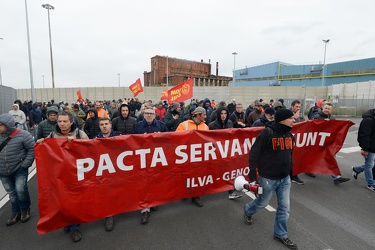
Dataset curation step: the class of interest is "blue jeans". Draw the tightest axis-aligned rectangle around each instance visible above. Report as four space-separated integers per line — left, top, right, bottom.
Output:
353 152 375 186
33 125 38 142
244 176 291 238
0 167 31 214
69 224 80 231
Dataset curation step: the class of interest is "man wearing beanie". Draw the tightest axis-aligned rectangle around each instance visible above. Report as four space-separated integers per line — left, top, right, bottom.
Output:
0 113 35 226
36 106 59 139
244 108 298 249
176 107 209 207
252 107 275 127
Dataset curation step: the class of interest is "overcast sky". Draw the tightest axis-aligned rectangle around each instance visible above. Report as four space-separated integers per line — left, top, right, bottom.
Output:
0 0 374 89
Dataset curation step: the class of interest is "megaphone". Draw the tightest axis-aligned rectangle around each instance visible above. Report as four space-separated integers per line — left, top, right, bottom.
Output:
234 175 263 195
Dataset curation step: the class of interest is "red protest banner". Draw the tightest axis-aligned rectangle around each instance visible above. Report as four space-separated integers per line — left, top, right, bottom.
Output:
129 78 143 97
167 78 193 103
35 120 353 234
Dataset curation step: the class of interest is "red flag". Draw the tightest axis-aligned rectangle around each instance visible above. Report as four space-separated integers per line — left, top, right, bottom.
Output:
76 90 84 102
160 90 168 100
167 78 193 103
129 78 143 97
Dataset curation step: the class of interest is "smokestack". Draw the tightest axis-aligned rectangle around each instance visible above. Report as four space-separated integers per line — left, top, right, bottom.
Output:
216 62 219 76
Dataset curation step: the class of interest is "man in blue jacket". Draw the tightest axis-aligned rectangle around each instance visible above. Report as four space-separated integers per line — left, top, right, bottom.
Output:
133 107 168 224
0 113 34 226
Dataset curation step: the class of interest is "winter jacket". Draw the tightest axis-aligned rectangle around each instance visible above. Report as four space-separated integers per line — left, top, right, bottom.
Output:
49 122 88 139
72 109 86 128
248 122 293 181
230 111 248 128
84 108 101 139
203 98 213 125
163 109 183 131
208 107 233 130
252 113 271 127
247 109 262 127
313 111 335 120
0 113 34 176
112 114 137 135
36 106 59 139
97 129 121 138
29 103 44 127
357 109 375 153
133 119 168 134
155 106 167 121
176 118 209 131
14 100 30 117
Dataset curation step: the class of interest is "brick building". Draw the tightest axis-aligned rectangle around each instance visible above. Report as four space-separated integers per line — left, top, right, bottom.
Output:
143 55 232 87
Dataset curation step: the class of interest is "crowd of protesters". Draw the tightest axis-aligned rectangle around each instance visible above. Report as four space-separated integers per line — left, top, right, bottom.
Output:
1 96 373 248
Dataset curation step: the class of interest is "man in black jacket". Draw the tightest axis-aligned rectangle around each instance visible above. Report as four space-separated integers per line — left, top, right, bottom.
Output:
84 108 101 139
352 108 375 192
111 103 136 134
208 107 241 200
244 109 297 249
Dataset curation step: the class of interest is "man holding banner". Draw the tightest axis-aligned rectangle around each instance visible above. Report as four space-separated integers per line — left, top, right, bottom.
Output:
176 107 209 207
244 109 298 249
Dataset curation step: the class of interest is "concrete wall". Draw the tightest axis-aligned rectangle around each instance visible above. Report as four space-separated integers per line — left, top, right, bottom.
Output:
16 85 327 108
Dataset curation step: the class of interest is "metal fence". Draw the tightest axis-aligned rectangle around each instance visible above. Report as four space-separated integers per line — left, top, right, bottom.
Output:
0 85 17 114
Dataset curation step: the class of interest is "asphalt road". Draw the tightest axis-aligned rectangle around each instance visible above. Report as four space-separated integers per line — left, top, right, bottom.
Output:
1 117 374 250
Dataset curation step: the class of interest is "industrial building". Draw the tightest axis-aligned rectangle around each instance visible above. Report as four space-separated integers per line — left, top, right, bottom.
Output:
233 57 375 87
143 55 232 87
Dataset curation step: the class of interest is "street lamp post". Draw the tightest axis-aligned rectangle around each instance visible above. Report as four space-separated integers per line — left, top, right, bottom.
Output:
232 52 238 86
42 75 45 88
24 0 36 101
0 38 3 86
118 73 120 87
42 4 55 88
322 39 330 86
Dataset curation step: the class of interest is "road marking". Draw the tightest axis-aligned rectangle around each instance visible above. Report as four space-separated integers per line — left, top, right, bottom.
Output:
242 190 276 212
0 167 37 209
339 146 361 154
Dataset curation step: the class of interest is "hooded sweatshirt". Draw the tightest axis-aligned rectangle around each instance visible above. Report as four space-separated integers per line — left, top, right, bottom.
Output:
208 107 233 130
0 113 35 176
84 108 101 139
358 109 375 153
248 121 293 181
8 104 26 125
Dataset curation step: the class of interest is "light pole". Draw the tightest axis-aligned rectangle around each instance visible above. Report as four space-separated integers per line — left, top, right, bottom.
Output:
24 0 36 101
232 52 238 86
42 75 45 88
322 39 330 86
166 56 169 88
0 37 3 86
118 73 120 87
42 4 55 88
